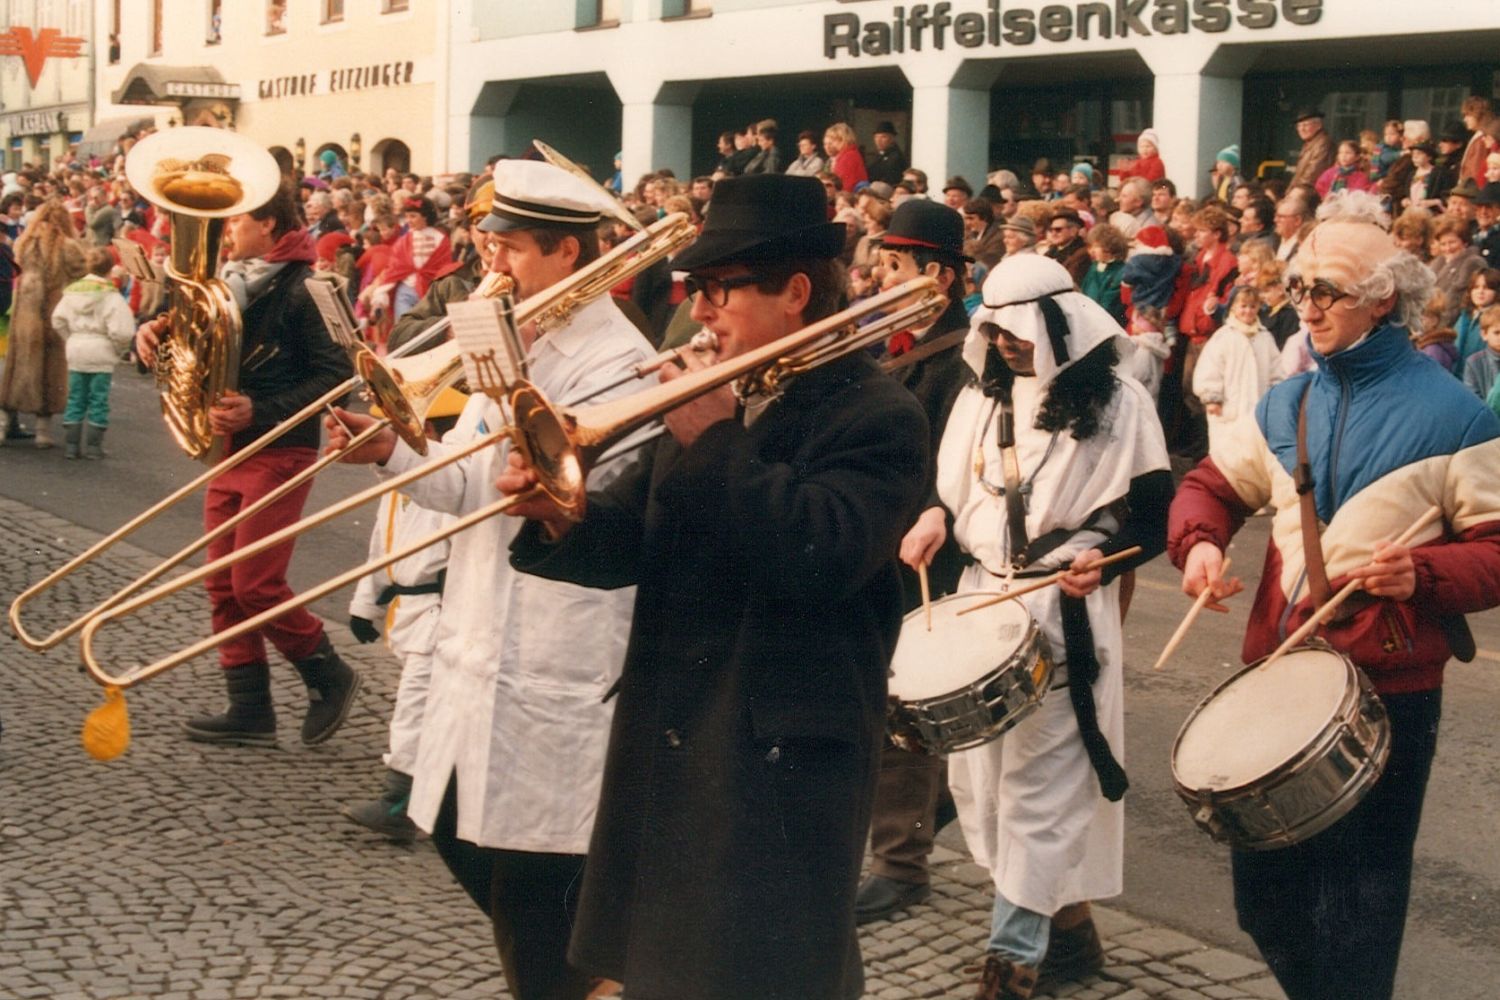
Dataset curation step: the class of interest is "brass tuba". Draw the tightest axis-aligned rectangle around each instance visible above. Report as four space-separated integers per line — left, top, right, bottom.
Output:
124 126 283 462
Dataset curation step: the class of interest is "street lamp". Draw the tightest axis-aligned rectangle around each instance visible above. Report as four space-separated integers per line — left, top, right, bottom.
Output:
350 132 361 169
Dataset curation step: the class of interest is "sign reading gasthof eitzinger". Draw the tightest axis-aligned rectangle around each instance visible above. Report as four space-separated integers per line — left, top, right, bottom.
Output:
824 0 1323 57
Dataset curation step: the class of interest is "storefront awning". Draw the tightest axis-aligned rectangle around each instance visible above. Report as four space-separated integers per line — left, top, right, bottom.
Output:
72 115 158 160
111 65 241 106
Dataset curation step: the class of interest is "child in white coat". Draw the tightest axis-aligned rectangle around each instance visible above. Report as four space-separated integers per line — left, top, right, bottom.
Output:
343 387 468 841
1192 285 1283 448
51 249 135 459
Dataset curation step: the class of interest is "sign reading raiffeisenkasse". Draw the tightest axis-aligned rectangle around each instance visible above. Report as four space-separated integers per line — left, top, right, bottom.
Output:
824 0 1324 58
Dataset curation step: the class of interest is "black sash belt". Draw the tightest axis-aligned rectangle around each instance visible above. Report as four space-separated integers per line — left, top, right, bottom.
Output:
1060 595 1129 802
376 569 446 607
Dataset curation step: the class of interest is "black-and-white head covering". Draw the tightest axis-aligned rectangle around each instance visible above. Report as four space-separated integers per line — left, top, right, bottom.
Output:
963 254 1132 388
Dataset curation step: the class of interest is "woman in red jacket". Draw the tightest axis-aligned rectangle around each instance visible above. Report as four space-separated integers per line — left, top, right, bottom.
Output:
824 122 869 194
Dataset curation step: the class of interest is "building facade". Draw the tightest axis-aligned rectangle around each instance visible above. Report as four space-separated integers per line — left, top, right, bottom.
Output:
94 0 445 178
0 0 93 171
447 0 1500 198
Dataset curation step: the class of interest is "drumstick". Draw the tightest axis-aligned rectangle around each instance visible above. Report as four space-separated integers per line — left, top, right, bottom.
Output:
918 562 933 632
1262 505 1444 669
955 546 1143 617
1153 557 1232 672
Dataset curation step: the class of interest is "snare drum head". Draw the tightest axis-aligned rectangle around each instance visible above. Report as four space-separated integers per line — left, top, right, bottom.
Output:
1175 648 1351 790
889 595 1031 702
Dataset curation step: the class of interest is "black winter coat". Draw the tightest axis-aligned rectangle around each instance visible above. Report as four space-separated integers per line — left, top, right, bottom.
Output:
512 353 929 1000
232 262 352 452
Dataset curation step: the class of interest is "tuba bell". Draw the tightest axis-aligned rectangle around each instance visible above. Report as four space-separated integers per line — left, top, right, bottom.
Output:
124 126 284 462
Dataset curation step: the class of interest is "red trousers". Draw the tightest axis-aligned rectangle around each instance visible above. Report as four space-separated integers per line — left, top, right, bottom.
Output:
203 447 324 669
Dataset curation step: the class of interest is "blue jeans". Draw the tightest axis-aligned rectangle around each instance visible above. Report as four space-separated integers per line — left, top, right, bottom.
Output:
989 892 1050 966
393 282 420 320
64 371 112 426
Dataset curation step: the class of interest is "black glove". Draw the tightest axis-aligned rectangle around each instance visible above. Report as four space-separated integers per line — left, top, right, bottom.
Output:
349 615 381 644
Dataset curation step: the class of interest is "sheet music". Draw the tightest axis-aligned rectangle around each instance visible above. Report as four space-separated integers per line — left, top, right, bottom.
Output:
111 238 162 283
448 297 527 399
304 276 361 351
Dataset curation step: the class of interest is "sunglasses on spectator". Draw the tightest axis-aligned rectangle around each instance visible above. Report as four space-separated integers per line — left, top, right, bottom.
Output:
684 272 763 306
1286 277 1352 311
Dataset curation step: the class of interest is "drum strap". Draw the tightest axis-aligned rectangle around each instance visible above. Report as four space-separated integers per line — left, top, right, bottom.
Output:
999 398 1032 569
1296 386 1335 609
1060 595 1128 802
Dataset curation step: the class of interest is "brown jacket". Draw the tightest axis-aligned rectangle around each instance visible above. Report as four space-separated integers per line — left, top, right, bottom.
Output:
1291 130 1335 190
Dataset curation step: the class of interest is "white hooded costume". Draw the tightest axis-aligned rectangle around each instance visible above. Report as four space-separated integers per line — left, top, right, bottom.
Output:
936 255 1169 919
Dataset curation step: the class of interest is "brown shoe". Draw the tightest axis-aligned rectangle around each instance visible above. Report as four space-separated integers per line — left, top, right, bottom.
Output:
1036 911 1104 990
966 953 1038 1000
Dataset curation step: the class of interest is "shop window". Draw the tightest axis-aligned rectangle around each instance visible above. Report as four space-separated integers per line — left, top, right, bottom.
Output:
1326 91 1383 146
323 0 344 23
109 0 121 62
207 0 223 44
267 0 288 34
1402 85 1469 138
150 0 164 55
576 0 620 27
663 0 711 17
383 0 410 12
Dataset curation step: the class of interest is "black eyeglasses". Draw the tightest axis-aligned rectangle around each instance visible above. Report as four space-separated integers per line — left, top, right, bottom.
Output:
1048 225 1073 234
684 272 763 307
1286 277 1352 311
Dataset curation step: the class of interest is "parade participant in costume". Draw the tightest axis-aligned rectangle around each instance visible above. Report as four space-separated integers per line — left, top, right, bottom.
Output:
1168 191 1500 1000
922 254 1171 999
855 199 973 925
324 159 655 1000
387 179 497 356
499 173 930 1000
343 387 468 842
137 185 359 747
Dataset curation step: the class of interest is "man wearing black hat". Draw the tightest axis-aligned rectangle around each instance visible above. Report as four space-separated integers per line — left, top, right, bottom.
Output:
1044 209 1089 285
855 198 973 926
1473 184 1500 267
1290 108 1335 189
867 120 909 186
500 173 931 1000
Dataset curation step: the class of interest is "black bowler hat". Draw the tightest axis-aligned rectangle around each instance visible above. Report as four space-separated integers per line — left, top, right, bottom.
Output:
671 174 845 271
875 120 898 136
1294 107 1324 123
1476 185 1500 208
1440 123 1471 145
879 199 971 262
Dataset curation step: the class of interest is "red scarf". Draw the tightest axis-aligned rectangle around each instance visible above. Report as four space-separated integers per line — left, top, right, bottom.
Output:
264 227 317 264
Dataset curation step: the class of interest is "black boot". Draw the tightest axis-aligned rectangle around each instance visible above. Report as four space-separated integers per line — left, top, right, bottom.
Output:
344 768 418 843
181 662 277 746
2 410 33 442
291 635 361 745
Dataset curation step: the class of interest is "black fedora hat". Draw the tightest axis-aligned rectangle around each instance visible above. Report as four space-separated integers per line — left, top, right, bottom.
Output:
1294 107 1324 123
879 199 971 262
671 174 845 271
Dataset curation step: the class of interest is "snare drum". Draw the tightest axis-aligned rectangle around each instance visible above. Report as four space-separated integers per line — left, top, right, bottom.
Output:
887 594 1054 755
1171 642 1391 850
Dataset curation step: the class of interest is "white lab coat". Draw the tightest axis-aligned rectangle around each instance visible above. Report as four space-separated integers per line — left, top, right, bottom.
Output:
380 295 656 855
348 489 452 774
935 370 1168 916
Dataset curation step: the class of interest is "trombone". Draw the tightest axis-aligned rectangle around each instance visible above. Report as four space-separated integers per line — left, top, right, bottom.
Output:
8 212 696 653
78 276 947 693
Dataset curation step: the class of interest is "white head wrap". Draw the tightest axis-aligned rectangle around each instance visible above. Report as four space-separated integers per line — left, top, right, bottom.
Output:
963 254 1133 389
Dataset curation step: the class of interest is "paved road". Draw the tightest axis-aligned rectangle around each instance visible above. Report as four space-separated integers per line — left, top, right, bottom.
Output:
3 366 1498 997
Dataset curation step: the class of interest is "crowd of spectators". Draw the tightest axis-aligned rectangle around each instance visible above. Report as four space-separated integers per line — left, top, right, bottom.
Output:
4 99 1500 453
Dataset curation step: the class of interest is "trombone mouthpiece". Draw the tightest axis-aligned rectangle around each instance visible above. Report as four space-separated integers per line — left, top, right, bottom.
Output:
689 330 719 353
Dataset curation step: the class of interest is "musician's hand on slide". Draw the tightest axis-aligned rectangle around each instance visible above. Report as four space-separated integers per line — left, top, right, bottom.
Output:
660 341 734 448
323 407 397 465
899 507 948 572
208 392 253 434
496 449 573 539
1346 541 1416 601
135 318 164 368
1058 547 1105 599
1183 541 1243 611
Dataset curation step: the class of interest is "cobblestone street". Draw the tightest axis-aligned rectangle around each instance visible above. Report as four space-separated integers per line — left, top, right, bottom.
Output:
0 492 1288 1000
